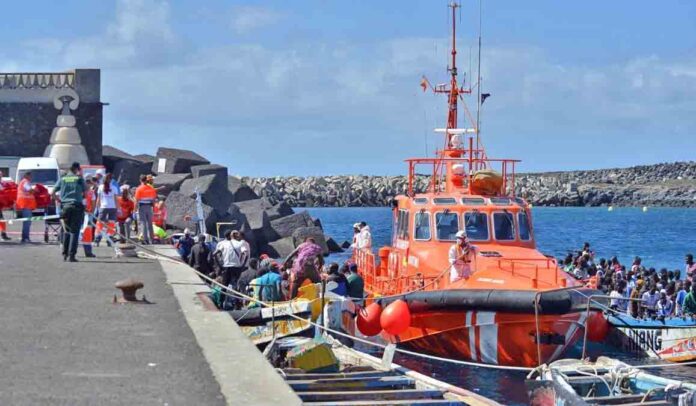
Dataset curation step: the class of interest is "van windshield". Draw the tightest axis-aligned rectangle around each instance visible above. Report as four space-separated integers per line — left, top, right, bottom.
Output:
17 169 58 185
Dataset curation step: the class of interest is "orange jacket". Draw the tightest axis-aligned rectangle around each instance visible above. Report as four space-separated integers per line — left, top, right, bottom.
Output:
85 189 96 213
15 178 36 210
134 184 157 204
117 197 135 222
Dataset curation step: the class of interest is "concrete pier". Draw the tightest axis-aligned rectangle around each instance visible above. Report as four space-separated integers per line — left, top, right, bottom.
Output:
0 221 300 405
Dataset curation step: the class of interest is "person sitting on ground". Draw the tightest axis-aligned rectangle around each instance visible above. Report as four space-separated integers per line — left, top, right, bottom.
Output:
682 284 696 316
188 234 213 275
642 285 660 318
325 262 348 296
175 228 195 262
657 289 674 319
209 276 225 309
344 262 365 304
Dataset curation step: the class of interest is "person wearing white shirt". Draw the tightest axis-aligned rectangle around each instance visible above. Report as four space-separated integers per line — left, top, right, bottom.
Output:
214 230 249 295
449 230 477 283
642 287 659 317
609 286 627 313
357 222 372 250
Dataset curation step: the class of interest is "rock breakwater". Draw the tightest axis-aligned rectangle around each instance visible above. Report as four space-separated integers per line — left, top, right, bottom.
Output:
244 162 696 208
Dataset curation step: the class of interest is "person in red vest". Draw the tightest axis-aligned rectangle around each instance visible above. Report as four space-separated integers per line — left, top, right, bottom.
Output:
16 171 37 243
0 170 11 241
134 174 157 244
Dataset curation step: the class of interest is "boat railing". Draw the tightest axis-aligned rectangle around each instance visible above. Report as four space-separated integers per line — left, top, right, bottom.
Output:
495 257 565 288
354 248 442 296
405 157 521 196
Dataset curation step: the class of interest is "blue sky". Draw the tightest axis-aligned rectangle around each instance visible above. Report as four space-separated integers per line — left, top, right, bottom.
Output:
2 1 695 176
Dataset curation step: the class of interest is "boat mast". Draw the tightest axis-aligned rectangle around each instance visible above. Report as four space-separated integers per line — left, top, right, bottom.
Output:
446 1 459 135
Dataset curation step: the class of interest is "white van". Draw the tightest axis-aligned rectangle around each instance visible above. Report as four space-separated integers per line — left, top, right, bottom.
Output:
15 157 61 195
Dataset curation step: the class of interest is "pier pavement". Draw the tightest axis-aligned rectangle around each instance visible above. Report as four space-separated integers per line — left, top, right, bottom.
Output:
0 221 300 406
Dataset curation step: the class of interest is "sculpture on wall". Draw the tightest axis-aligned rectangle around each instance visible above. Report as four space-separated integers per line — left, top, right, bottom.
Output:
43 88 89 169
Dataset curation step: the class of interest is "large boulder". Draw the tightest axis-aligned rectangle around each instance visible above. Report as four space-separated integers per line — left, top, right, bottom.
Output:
228 176 259 202
263 236 296 259
292 226 329 255
153 173 192 197
269 211 315 239
165 191 225 233
102 145 136 171
232 199 275 243
265 201 294 221
112 159 152 189
326 237 344 253
133 154 155 164
191 164 228 183
179 175 233 215
152 147 209 174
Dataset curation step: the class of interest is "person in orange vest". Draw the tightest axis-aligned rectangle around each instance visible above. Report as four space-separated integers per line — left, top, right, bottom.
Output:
134 174 157 244
0 170 11 241
16 171 38 243
116 186 135 242
81 177 97 258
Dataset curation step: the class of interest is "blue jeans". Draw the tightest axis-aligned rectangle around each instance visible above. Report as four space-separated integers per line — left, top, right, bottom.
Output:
21 208 32 241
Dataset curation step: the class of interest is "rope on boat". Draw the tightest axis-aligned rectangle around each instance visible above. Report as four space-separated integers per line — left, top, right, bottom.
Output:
129 239 535 372
103 228 696 374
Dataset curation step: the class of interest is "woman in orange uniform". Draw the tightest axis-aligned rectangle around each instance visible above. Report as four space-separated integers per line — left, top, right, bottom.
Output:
116 186 135 241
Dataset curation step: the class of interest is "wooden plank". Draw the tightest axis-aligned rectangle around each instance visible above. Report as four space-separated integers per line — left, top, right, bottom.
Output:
299 389 445 402
283 370 392 380
288 376 415 392
304 400 464 405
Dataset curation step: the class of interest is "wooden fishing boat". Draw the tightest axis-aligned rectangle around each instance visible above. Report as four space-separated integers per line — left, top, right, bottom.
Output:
230 300 314 345
350 3 601 368
525 357 696 405
606 313 696 362
267 336 501 405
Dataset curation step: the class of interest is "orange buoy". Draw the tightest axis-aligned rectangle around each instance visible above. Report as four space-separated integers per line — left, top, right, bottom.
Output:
586 312 610 342
356 302 382 337
380 299 411 336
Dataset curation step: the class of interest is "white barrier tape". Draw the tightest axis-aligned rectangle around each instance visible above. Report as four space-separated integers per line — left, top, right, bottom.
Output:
1 215 61 224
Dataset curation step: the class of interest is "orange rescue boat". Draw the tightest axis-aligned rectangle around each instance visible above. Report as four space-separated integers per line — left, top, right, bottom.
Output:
351 3 602 368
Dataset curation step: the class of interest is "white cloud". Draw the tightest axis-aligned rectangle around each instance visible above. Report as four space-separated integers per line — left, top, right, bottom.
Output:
3 0 695 174
230 6 283 34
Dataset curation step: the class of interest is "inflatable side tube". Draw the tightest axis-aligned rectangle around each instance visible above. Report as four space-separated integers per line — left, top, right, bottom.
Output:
378 288 601 315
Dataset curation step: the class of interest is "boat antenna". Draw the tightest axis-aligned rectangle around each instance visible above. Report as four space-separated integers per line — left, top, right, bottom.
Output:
475 0 482 156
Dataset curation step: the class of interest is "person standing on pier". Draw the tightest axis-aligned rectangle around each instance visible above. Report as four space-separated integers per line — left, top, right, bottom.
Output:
16 171 38 243
0 171 11 241
134 175 157 244
51 162 87 262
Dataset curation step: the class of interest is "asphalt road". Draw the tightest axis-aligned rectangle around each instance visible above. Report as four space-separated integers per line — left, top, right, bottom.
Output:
0 223 225 406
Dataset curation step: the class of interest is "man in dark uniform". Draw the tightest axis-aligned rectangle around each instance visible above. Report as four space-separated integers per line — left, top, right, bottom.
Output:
51 162 86 262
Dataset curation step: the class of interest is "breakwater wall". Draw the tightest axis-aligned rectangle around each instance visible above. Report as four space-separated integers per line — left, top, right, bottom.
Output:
243 161 696 207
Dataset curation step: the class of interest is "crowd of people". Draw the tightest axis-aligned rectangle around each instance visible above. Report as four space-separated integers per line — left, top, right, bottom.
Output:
561 242 696 319
179 231 365 310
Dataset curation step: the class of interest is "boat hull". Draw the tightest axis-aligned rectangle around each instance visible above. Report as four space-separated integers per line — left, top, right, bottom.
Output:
607 314 696 362
385 309 588 367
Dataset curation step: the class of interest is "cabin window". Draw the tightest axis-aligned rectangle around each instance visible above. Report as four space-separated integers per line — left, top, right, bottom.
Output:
462 197 486 206
518 211 531 241
435 211 459 241
414 212 431 240
464 211 489 241
433 197 457 205
493 211 516 241
414 197 429 205
490 197 512 206
396 209 410 240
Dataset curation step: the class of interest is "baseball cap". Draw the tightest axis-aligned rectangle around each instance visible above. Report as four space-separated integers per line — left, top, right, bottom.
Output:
455 230 467 240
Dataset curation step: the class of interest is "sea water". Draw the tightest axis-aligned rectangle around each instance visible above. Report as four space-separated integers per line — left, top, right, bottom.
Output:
304 207 696 404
